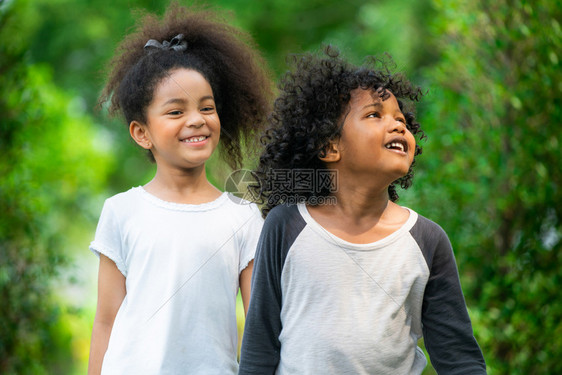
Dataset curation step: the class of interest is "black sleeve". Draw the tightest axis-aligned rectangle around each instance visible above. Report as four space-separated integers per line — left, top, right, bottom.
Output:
238 205 306 374
411 217 487 374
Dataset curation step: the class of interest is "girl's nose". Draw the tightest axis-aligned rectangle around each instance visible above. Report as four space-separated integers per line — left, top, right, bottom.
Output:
186 112 205 128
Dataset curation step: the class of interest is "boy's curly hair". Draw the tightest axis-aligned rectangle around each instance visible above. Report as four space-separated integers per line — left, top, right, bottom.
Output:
98 2 272 169
253 47 425 217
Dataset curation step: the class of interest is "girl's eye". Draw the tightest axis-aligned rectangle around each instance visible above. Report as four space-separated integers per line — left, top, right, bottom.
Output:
167 110 182 116
201 106 215 113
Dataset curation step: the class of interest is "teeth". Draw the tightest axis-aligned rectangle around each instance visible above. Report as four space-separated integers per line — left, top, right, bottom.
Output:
385 142 405 152
184 136 207 143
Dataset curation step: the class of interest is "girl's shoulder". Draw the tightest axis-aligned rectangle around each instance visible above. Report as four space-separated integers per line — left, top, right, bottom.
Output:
102 186 144 209
222 194 263 221
101 189 263 226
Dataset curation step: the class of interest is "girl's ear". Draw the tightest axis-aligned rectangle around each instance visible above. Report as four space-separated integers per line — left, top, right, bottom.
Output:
318 139 341 163
129 121 152 150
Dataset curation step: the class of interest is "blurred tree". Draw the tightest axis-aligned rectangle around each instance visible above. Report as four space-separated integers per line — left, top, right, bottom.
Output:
4 0 440 372
0 0 112 373
7 0 524 373
411 0 562 373
27 0 434 191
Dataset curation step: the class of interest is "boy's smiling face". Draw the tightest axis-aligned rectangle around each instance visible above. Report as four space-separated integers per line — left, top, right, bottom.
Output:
330 88 416 183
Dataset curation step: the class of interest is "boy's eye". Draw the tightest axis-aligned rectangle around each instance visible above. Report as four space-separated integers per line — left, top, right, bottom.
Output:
367 112 381 118
397 118 406 124
167 110 182 115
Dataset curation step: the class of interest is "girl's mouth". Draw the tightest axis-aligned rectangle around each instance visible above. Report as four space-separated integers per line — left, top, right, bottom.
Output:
182 135 208 144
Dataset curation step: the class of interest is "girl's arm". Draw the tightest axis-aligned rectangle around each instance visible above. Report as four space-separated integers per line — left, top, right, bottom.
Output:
240 260 254 316
88 254 126 375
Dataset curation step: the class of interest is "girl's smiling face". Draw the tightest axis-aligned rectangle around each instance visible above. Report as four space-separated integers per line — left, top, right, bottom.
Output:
131 68 221 172
334 88 416 183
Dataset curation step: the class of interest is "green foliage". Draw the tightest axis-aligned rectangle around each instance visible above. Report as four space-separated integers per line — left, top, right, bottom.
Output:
27 0 433 192
2 0 559 373
410 0 562 372
0 1 112 373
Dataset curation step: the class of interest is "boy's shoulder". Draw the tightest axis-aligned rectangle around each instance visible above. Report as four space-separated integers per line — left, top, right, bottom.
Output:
265 204 302 224
407 209 453 265
409 211 449 240
262 204 307 236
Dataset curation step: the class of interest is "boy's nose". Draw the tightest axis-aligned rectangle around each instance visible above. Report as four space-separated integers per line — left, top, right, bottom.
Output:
390 120 406 134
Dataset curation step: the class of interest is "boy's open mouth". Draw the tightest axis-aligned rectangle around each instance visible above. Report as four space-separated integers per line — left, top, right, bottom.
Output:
384 140 407 153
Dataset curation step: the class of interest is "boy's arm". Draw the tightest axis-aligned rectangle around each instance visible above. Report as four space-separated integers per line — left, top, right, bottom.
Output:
239 206 299 375
239 260 254 315
238 232 282 375
420 225 487 374
88 254 126 375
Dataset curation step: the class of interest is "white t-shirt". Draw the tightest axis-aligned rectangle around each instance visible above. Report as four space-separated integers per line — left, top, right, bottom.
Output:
90 187 263 375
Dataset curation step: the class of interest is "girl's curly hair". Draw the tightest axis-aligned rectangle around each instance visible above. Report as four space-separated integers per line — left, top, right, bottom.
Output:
253 47 425 217
98 2 272 169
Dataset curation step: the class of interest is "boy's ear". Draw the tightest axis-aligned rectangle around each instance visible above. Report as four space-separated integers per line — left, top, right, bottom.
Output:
129 121 152 150
318 139 341 163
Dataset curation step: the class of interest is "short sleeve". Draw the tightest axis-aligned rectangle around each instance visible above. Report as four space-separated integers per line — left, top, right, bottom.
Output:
89 200 128 276
237 203 264 274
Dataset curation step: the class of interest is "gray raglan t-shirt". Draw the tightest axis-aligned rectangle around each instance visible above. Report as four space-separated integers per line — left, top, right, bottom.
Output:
239 203 486 375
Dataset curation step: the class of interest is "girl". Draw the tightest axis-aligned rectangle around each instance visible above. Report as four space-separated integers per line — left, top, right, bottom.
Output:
88 4 272 374
239 48 486 374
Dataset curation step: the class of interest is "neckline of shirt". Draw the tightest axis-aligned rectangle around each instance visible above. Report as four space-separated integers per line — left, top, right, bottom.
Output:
297 203 418 250
134 186 230 212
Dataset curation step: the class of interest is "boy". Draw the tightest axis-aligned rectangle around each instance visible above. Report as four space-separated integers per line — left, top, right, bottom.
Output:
239 48 486 374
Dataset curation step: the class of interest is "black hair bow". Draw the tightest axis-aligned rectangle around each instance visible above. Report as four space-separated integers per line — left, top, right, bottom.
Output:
144 34 188 52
